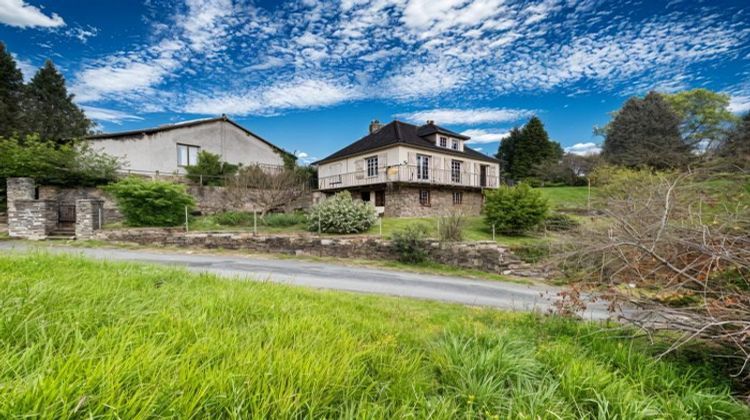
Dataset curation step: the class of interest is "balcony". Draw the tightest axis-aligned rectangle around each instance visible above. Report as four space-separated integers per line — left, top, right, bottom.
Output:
318 164 499 191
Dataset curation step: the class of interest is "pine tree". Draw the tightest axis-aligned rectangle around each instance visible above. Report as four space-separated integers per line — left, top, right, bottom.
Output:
496 127 521 179
511 116 558 180
602 92 690 169
0 43 25 138
23 60 91 142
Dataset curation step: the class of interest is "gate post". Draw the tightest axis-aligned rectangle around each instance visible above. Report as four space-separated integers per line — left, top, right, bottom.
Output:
75 199 104 240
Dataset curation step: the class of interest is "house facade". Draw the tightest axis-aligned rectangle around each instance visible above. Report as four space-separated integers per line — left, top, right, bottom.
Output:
87 115 290 174
314 120 501 217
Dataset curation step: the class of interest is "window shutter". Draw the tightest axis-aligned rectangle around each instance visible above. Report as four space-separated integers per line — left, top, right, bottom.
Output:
474 162 481 186
355 159 364 179
378 153 387 168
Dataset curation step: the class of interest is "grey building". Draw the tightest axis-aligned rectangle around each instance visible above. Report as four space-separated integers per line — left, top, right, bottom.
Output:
87 115 291 174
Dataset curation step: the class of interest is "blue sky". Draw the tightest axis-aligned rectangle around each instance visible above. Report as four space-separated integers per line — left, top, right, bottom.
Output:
1 0 749 163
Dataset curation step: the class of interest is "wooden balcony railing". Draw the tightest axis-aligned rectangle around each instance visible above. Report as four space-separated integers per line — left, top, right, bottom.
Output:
318 165 499 190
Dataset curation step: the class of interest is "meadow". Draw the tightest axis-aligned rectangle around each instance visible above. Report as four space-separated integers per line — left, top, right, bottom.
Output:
1 252 747 418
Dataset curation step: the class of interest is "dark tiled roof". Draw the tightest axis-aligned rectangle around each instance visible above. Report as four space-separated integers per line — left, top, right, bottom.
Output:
313 120 500 165
86 115 293 157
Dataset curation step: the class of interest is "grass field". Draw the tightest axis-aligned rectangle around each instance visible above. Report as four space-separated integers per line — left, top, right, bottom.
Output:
1 253 747 418
537 186 591 210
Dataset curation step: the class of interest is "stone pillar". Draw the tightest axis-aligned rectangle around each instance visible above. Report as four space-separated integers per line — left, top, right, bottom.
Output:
75 199 104 240
8 200 57 239
6 177 35 213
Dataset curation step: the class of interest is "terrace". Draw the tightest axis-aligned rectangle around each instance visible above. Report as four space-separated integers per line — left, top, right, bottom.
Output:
318 164 500 191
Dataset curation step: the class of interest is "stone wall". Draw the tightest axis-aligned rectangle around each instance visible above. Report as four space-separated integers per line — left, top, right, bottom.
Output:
94 229 542 277
187 185 313 214
75 199 104 240
384 185 483 217
38 186 122 222
8 200 58 239
6 177 35 213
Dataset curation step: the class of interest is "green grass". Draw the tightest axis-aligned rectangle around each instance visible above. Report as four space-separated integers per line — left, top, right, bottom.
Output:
1 253 747 418
537 186 592 210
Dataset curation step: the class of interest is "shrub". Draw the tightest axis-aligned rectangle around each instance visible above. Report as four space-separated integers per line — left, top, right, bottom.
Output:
307 191 377 234
391 223 431 263
185 151 238 186
438 211 465 242
543 212 580 232
484 184 549 235
213 211 253 226
262 212 306 227
105 177 195 227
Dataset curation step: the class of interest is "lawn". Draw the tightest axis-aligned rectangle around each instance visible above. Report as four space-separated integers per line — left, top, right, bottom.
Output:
537 186 592 210
1 253 747 418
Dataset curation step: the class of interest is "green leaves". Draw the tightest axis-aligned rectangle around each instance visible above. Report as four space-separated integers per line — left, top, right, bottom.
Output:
105 177 195 227
496 117 562 181
484 184 549 235
307 191 377 234
184 151 239 186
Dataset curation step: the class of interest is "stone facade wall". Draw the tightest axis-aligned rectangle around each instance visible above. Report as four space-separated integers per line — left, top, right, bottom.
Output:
187 185 312 214
94 229 542 277
75 199 104 240
8 200 57 239
384 185 483 217
6 177 35 213
38 186 122 222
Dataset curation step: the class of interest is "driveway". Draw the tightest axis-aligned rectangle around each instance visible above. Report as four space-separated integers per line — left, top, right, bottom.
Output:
0 241 616 320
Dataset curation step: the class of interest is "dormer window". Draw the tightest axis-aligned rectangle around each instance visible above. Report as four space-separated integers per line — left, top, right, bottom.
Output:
452 139 459 150
439 136 448 148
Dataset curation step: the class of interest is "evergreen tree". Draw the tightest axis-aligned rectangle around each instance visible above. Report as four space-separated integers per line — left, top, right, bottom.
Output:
602 92 690 169
503 116 559 180
718 112 750 169
0 43 25 138
496 126 521 179
22 60 91 141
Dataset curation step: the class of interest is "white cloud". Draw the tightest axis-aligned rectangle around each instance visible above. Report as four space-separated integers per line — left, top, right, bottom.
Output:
462 128 510 144
565 142 601 156
396 108 534 125
728 95 750 114
0 0 64 28
81 106 143 124
11 53 36 81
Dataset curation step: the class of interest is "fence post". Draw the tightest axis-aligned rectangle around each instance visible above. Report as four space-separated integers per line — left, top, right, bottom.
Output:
318 214 322 236
379 217 382 237
185 206 189 233
492 224 496 241
253 211 257 235
587 177 592 212
200 174 203 186
98 207 103 230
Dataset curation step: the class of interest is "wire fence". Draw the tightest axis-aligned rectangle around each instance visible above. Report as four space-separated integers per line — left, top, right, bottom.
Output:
116 165 319 190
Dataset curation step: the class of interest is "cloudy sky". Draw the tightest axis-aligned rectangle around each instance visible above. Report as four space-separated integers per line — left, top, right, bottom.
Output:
1 0 749 162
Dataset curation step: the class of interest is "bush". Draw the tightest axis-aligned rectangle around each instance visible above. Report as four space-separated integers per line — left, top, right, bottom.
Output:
105 177 195 227
438 211 465 242
391 223 431 263
262 212 306 227
213 211 254 226
307 191 377 234
484 184 549 235
185 151 238 186
542 212 580 232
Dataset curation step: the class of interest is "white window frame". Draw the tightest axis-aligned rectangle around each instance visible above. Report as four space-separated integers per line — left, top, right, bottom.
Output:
366 156 378 177
451 139 459 150
451 160 462 183
177 143 200 167
416 154 430 180
439 136 448 148
452 191 463 205
419 189 430 206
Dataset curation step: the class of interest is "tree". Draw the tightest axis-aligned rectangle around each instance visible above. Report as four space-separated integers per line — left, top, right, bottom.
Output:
663 88 737 153
533 153 601 186
225 165 309 216
105 177 195 227
484 183 549 234
0 43 25 138
22 60 91 141
185 151 239 186
718 112 750 170
497 117 561 181
602 92 691 169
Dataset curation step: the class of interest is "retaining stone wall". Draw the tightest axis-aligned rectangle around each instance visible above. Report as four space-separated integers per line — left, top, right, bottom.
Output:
94 229 543 277
8 200 57 239
384 185 483 217
75 199 104 240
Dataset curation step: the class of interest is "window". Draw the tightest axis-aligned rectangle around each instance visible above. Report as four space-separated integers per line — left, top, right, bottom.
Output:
452 191 463 205
361 191 371 202
416 154 430 180
451 139 459 150
419 190 430 206
451 160 462 183
375 191 385 206
439 136 448 148
366 156 378 177
177 144 200 167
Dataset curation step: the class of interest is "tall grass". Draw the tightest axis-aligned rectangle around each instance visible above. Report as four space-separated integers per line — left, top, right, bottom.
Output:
0 253 747 418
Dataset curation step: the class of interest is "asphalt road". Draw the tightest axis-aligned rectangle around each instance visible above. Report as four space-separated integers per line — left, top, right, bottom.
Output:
0 241 615 320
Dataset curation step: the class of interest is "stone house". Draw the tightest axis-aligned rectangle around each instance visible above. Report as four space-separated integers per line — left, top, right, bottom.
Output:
313 120 502 217
87 115 292 174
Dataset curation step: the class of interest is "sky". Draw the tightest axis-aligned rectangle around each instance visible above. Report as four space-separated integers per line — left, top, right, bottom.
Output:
1 0 749 164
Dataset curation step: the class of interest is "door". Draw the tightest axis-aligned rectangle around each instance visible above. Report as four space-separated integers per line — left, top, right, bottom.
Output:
480 165 488 187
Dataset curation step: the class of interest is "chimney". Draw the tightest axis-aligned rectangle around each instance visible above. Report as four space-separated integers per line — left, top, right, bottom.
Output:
369 119 383 133
426 120 435 125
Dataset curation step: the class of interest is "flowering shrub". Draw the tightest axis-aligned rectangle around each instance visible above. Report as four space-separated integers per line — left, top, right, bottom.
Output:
307 191 377 234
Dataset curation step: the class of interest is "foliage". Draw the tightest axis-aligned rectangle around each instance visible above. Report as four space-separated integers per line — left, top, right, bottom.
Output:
225 165 309 216
0 43 24 138
307 191 377 234
484 184 549 235
1 253 748 417
718 112 750 170
391 223 431 263
438 211 465 242
543 212 580 231
0 135 120 187
213 211 254 226
663 88 737 153
21 60 91 142
533 153 600 186
497 117 562 181
602 92 691 169
262 212 306 227
185 151 239 186
105 177 195 227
